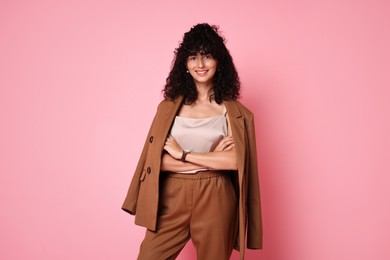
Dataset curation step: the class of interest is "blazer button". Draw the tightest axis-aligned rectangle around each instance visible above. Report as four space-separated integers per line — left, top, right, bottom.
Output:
149 136 154 143
146 167 151 174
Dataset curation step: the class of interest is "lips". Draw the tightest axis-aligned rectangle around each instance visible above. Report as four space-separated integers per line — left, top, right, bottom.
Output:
196 70 208 76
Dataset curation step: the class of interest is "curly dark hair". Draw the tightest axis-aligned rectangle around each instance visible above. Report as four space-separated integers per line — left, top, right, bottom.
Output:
163 23 240 105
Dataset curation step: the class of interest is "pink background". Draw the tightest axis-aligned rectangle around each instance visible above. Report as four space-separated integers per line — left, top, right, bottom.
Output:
1 0 389 259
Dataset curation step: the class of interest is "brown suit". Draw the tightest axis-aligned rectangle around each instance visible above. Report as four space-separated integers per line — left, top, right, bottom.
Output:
122 96 262 259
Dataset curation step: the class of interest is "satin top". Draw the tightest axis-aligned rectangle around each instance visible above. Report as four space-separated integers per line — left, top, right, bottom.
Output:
170 113 228 173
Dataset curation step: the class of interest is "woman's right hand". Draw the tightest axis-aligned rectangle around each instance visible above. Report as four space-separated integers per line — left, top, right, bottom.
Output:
164 135 184 160
213 136 235 152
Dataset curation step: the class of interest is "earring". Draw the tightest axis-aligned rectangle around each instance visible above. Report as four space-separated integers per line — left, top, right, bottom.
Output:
186 70 189 73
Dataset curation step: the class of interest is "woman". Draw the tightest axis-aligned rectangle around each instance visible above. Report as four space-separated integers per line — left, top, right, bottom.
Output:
122 23 262 260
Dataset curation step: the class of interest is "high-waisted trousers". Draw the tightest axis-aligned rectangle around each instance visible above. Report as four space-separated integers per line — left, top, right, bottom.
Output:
137 170 238 260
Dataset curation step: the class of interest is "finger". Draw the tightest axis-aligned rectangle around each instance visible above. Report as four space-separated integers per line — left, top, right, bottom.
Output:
220 136 231 141
221 136 233 144
224 143 235 151
222 140 234 147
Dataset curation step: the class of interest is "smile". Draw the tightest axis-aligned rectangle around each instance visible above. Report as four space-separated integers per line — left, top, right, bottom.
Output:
195 70 208 76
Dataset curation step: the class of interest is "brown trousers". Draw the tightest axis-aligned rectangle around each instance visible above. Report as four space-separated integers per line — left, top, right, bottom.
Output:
138 170 238 260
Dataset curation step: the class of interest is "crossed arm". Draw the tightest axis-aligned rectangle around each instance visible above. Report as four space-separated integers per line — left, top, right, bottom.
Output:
160 136 238 172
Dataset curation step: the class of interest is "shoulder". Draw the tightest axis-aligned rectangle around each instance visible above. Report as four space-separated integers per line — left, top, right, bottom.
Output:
228 99 254 118
156 99 170 110
157 96 183 111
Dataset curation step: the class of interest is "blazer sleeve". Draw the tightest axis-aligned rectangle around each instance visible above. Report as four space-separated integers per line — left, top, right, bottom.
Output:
246 112 263 249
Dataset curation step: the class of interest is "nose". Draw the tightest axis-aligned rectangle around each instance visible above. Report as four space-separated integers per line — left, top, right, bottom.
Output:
197 58 205 68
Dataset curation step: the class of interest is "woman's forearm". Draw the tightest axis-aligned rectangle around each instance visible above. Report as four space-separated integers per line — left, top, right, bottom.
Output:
184 150 237 170
160 153 206 172
163 135 238 171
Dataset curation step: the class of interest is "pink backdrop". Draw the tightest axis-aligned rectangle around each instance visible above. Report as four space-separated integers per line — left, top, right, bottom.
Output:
1 0 389 259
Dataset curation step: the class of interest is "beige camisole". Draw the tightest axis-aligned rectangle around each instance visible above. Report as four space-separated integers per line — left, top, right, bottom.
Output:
169 112 228 173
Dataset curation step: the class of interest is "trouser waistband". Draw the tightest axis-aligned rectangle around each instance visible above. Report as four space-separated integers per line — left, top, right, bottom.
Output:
162 170 230 179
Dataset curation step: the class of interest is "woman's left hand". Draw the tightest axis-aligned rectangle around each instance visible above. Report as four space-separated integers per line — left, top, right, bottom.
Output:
164 136 184 160
213 136 235 152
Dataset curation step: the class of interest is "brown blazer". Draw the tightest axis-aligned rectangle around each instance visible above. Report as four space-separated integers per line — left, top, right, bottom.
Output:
122 96 262 259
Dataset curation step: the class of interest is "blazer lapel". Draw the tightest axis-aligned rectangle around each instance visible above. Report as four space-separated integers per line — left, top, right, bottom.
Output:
155 96 184 149
224 100 246 186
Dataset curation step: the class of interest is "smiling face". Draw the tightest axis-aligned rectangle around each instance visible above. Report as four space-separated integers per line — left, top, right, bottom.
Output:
186 53 218 86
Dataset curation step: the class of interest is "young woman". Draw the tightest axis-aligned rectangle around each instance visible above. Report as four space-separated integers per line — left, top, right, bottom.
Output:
122 23 262 260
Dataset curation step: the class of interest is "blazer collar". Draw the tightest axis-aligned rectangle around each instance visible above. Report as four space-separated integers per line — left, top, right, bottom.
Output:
164 96 183 116
159 96 183 138
224 100 242 118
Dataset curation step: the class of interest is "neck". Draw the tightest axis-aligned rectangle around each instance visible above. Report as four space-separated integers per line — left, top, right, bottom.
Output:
196 89 213 103
195 82 213 103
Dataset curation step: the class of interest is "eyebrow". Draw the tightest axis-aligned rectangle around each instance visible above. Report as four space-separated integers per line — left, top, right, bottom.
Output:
188 49 211 55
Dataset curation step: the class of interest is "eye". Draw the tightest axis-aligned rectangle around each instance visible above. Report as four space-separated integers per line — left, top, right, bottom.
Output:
188 56 197 61
204 54 213 59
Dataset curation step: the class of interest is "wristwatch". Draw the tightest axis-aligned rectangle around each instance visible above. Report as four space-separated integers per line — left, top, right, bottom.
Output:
181 149 191 162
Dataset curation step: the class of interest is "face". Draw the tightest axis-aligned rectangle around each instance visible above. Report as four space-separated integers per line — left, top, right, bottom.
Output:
186 53 218 86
